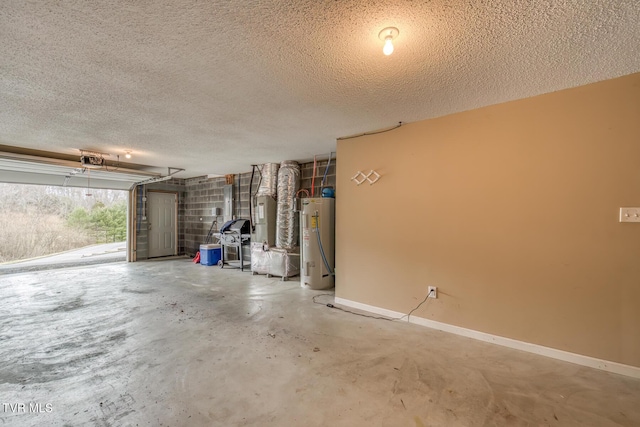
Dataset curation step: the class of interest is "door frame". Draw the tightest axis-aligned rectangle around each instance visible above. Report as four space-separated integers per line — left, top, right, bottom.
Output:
128 187 135 262
147 190 179 258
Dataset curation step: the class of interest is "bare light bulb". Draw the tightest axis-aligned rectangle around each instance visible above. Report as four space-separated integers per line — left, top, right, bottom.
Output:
379 27 398 56
383 37 394 55
125 151 132 159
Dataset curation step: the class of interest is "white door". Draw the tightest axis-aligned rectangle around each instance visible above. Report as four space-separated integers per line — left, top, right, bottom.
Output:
148 192 177 258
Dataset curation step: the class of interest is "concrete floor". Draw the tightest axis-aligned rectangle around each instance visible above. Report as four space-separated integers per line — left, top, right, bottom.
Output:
1 259 638 427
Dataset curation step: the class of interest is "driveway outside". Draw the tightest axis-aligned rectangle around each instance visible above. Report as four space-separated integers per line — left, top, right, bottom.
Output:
0 242 126 275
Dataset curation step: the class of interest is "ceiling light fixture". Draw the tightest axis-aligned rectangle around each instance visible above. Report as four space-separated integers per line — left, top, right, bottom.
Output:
125 151 132 159
379 27 399 56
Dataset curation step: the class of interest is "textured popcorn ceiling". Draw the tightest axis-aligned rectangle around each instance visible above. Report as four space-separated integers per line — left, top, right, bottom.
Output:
1 0 639 178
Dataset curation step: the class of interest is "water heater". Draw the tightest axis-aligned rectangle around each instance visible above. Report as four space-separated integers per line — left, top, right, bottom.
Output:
300 198 335 290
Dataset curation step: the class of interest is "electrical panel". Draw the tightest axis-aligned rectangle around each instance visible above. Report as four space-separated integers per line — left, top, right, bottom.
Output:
223 184 234 223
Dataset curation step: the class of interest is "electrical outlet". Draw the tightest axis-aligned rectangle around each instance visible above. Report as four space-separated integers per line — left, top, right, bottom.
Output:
619 207 640 223
428 286 437 299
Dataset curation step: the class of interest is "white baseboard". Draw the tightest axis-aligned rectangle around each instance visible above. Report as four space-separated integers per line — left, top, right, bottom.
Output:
334 297 640 379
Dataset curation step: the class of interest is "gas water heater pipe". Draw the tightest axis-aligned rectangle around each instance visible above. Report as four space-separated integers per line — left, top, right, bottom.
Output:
313 211 334 276
321 152 333 189
311 155 317 196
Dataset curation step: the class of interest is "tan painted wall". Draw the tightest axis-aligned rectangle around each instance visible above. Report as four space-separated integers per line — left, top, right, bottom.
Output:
336 73 640 367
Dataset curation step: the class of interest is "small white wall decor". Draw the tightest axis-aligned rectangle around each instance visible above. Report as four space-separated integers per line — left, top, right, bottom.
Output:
351 170 381 186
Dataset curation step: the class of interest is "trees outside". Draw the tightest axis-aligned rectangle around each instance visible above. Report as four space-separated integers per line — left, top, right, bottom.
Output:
67 203 127 243
0 184 127 263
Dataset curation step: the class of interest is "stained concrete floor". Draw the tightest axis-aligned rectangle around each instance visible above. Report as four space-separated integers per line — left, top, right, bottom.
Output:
0 259 638 427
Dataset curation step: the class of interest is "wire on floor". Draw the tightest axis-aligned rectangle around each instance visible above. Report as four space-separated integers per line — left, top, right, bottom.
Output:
312 294 394 321
312 289 434 322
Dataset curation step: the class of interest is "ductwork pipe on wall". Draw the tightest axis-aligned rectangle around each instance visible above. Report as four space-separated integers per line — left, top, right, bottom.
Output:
257 163 280 197
275 161 301 249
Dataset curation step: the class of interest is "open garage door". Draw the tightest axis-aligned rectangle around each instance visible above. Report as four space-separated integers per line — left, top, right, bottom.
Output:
0 181 130 273
0 146 167 270
0 149 162 191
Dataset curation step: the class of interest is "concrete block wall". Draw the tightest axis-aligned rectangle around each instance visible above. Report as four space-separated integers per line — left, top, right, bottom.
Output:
183 176 226 256
182 160 337 256
235 172 253 221
182 171 257 257
133 188 147 259
134 159 337 260
299 157 336 198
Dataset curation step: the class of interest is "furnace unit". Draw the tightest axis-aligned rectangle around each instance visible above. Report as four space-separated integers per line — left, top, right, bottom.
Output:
253 195 277 246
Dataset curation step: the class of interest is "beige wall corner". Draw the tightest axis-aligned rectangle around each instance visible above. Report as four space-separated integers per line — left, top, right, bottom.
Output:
335 72 640 368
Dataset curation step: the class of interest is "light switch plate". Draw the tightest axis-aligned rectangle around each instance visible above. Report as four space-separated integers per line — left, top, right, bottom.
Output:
619 207 640 223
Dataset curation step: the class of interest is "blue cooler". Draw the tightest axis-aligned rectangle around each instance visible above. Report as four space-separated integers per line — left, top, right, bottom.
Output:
200 244 221 266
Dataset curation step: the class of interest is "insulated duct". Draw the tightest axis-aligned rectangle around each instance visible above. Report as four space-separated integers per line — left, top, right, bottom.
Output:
275 161 300 249
257 163 279 197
